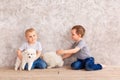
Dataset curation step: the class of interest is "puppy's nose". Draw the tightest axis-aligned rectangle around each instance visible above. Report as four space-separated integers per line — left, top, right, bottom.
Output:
29 56 31 58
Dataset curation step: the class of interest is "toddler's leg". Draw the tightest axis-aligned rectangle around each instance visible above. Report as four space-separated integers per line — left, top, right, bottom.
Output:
24 63 28 70
85 57 102 71
34 58 47 69
71 59 84 70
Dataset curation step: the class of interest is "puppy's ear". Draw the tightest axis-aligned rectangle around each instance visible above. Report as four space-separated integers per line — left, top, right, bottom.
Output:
23 50 27 54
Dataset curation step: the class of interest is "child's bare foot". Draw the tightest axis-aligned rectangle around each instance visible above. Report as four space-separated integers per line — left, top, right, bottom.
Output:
101 64 106 68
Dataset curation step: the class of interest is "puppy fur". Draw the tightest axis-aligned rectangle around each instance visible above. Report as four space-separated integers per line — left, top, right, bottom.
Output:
15 49 36 71
43 52 64 68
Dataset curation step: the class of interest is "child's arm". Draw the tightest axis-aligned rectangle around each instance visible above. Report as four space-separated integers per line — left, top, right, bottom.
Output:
57 47 80 55
17 49 22 60
62 54 72 59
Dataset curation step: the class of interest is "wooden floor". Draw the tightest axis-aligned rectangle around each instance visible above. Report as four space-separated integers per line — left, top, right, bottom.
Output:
0 66 120 80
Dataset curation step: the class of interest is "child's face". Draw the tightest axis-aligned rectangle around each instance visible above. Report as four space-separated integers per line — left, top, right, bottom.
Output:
71 29 81 41
25 31 37 44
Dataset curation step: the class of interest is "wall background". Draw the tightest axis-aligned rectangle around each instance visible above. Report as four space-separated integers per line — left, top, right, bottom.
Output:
0 0 120 67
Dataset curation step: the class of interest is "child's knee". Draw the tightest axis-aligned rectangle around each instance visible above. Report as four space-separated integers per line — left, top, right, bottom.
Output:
85 57 102 71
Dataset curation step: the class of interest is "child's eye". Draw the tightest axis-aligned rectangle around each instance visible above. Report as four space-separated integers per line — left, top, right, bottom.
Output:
29 36 32 38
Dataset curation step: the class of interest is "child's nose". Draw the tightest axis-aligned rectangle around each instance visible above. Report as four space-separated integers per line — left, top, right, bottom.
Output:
31 36 34 40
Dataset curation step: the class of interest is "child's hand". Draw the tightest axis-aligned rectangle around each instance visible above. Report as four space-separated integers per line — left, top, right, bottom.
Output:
56 50 64 55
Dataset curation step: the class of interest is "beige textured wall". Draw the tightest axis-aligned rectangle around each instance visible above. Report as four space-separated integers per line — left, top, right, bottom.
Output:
0 0 120 67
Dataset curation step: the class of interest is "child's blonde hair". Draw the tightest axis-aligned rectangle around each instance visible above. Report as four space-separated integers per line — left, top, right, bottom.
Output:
72 25 85 37
25 28 36 36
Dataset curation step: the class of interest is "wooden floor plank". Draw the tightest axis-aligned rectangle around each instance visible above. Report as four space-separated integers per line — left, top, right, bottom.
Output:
0 66 120 80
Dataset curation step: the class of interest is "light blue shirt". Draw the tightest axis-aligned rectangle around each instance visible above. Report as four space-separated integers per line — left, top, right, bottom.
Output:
19 41 42 52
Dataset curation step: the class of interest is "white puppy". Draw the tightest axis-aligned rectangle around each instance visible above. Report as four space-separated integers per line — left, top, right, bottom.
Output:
15 49 36 71
42 52 64 68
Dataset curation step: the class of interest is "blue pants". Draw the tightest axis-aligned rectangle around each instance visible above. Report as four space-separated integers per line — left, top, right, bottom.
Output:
24 58 47 70
71 57 102 71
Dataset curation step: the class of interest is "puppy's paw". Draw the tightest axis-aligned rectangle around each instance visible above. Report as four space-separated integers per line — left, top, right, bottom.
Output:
14 67 18 71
